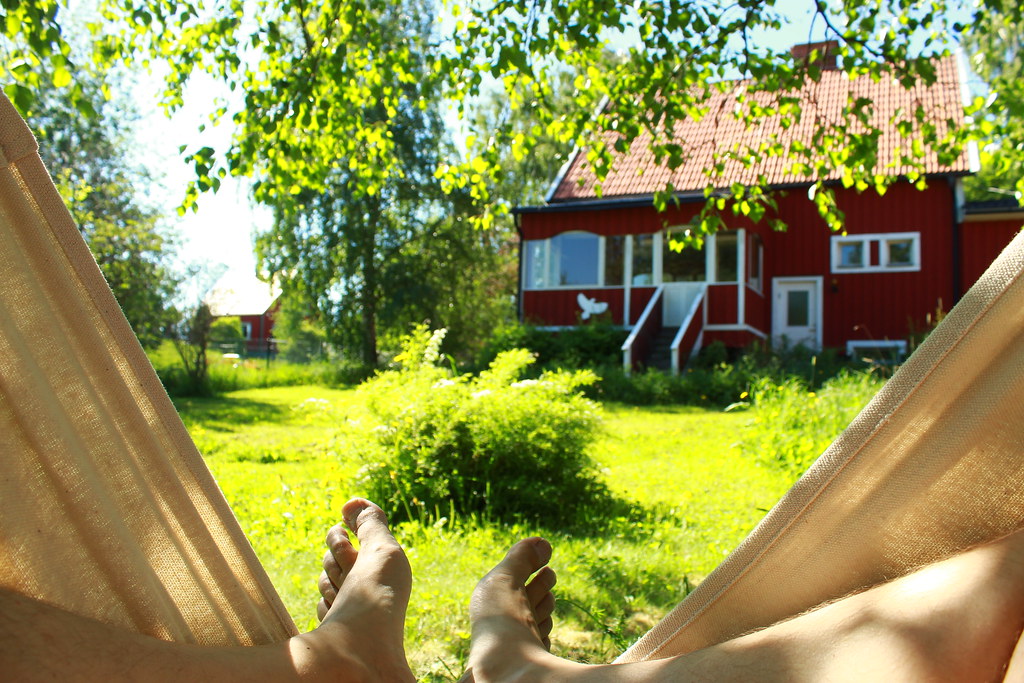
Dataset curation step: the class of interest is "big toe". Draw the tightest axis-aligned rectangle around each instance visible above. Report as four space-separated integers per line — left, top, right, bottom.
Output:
341 498 410 586
494 537 552 585
343 498 396 548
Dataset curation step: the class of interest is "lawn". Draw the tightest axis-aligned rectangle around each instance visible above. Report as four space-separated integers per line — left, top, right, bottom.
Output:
176 385 802 680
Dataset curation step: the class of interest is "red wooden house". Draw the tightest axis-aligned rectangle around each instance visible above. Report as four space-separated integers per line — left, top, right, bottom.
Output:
206 272 281 356
515 45 1023 372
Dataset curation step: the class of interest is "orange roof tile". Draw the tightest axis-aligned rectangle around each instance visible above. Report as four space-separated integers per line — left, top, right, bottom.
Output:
551 55 970 203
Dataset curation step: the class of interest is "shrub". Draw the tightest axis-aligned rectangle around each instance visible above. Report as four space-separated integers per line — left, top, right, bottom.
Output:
476 321 628 371
357 326 612 526
741 371 882 473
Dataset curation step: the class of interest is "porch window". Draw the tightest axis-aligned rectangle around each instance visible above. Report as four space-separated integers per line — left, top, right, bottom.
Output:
523 231 614 288
748 233 764 292
830 232 921 273
632 234 655 285
663 232 705 282
714 231 738 282
604 235 626 286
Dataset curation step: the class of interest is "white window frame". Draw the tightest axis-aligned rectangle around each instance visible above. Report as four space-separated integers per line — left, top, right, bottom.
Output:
830 232 921 273
241 321 253 340
523 231 607 290
846 339 908 359
747 233 764 294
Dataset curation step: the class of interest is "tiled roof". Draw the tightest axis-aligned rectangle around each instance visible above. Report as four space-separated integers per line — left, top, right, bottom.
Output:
551 55 970 203
206 271 281 317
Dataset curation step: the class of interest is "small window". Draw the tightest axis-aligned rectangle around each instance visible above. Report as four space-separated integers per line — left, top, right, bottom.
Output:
830 232 920 273
885 238 914 267
632 234 655 285
604 235 626 286
241 322 253 340
846 340 907 364
663 231 705 283
715 231 738 282
786 290 810 327
747 233 763 292
836 240 865 269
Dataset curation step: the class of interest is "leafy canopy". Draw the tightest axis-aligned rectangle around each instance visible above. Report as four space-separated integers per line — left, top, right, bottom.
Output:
3 1 1021 237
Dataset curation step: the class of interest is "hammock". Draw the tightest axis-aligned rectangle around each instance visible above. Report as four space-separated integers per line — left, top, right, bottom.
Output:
2 88 1024 666
0 92 295 645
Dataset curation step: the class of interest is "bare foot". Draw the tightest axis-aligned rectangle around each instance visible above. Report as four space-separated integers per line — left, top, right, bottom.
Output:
463 529 1024 682
295 498 415 682
463 537 567 682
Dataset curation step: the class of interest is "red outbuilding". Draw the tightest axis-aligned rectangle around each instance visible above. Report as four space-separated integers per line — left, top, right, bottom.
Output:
206 272 281 356
515 45 1023 372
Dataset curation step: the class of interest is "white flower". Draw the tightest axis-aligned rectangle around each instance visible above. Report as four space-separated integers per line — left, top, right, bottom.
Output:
511 379 539 389
433 378 456 389
471 389 492 399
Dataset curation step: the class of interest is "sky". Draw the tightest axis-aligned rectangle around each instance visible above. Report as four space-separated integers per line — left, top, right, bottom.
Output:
131 72 270 293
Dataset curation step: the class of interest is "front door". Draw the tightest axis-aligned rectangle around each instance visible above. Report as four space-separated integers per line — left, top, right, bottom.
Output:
663 282 704 327
772 278 822 349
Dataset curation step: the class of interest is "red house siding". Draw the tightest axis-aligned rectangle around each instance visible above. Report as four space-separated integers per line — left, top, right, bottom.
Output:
745 286 768 333
520 204 702 240
706 285 738 325
239 312 276 353
959 220 1022 294
765 182 956 348
628 287 657 325
522 288 625 326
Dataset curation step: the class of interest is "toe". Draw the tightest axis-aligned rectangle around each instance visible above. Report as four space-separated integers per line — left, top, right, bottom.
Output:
525 566 556 607
533 592 555 626
318 571 338 605
317 597 330 622
323 550 342 587
325 524 358 574
340 498 411 598
493 538 552 586
537 615 553 640
343 499 399 550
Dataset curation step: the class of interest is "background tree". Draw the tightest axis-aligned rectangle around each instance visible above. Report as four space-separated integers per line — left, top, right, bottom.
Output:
5 1 1021 280
171 302 214 395
25 73 180 348
255 0 482 366
962 0 1024 201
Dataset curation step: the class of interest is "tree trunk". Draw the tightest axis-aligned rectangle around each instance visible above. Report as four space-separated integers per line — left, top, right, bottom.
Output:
360 227 379 367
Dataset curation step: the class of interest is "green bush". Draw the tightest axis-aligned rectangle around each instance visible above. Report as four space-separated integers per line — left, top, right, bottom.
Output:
741 371 882 473
476 321 628 371
357 326 612 526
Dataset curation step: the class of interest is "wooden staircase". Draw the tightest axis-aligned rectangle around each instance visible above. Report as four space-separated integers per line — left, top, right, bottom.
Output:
645 327 678 372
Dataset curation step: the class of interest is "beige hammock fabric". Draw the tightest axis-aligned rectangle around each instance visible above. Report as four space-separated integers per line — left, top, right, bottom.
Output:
618 227 1024 663
0 92 296 645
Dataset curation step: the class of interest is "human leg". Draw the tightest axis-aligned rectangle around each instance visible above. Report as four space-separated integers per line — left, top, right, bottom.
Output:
464 527 1024 682
0 498 414 683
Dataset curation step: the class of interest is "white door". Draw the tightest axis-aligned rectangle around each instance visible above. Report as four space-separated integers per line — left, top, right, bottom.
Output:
772 278 822 349
663 282 704 326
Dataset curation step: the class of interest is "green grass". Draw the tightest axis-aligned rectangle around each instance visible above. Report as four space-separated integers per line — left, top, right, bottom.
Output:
176 386 805 680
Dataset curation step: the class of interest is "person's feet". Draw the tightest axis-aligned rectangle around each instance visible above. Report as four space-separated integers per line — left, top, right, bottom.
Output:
462 537 566 682
296 498 415 682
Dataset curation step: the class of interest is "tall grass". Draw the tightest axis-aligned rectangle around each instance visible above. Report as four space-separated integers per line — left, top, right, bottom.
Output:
148 341 371 396
741 370 883 473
